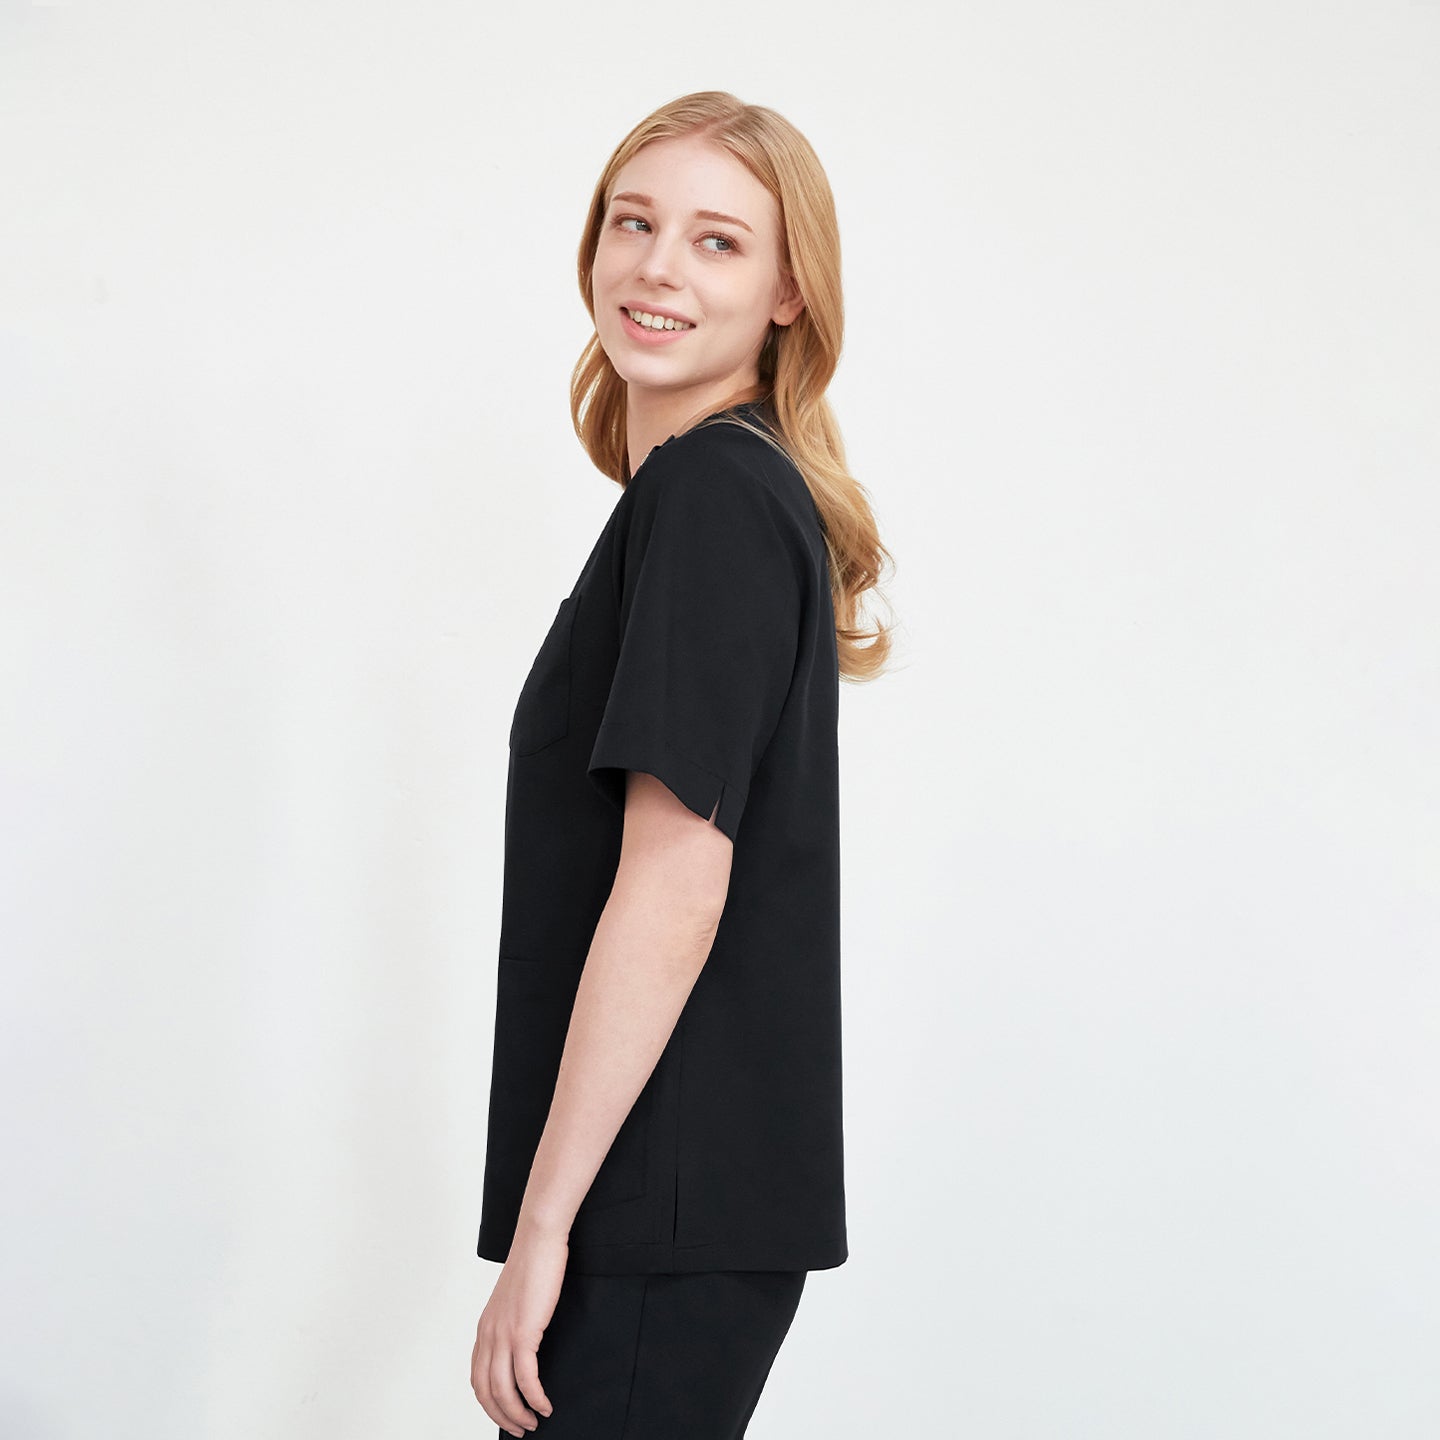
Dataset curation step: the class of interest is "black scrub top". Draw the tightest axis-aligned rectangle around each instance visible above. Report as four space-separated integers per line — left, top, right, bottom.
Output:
475 399 847 1274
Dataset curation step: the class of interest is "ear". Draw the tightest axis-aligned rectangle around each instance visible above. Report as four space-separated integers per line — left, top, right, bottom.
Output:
771 271 805 328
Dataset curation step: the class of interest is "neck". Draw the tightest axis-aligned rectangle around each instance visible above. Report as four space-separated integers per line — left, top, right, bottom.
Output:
624 379 763 480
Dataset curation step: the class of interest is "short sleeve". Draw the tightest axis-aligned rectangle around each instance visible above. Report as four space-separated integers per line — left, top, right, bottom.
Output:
587 443 804 842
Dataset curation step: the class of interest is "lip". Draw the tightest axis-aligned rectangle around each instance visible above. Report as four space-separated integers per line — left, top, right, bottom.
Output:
619 305 693 344
620 301 696 326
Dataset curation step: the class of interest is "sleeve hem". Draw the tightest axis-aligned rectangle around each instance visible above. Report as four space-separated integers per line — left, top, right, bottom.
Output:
587 720 748 842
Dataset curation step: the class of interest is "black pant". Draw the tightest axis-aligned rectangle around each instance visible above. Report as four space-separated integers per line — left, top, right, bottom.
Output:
509 1268 808 1439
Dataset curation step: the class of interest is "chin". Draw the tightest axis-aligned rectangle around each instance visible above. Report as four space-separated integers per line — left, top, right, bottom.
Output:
616 352 699 384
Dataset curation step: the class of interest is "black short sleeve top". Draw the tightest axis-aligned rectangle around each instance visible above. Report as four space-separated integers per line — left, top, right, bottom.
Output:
475 400 847 1274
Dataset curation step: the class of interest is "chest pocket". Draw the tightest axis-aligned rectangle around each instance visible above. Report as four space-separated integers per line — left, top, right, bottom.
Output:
509 593 579 756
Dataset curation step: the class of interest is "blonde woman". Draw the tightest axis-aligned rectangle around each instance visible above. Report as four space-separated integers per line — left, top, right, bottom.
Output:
471 90 892 1439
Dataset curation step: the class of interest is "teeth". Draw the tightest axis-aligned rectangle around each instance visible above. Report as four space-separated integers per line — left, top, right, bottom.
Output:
626 308 693 331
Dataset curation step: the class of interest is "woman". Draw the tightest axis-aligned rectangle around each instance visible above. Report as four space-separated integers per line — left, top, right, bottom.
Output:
471 90 892 1438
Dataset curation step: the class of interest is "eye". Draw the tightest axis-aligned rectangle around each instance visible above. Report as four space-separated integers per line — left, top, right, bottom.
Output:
608 215 738 255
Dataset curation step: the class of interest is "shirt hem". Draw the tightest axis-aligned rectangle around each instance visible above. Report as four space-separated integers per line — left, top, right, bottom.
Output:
477 1232 849 1275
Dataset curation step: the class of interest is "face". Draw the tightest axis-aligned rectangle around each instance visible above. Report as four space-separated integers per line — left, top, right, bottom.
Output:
591 133 804 409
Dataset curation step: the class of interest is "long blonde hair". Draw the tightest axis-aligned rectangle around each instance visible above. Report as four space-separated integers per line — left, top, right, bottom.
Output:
570 91 894 683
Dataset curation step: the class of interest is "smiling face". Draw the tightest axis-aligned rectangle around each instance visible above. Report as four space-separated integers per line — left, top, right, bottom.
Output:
592 133 804 418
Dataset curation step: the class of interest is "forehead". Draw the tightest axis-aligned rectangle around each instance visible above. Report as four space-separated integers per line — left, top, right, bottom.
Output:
609 135 777 234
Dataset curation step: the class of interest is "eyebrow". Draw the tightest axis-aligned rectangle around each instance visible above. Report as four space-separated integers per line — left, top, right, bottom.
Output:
608 191 755 236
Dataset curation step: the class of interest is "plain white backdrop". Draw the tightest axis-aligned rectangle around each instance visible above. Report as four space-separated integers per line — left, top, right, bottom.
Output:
2 1 1438 1435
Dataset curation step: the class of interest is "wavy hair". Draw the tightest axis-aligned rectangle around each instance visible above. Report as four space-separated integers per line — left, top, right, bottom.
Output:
570 91 894 683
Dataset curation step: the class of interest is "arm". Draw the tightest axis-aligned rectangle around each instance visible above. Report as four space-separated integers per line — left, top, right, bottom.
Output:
517 768 733 1238
471 770 731 1437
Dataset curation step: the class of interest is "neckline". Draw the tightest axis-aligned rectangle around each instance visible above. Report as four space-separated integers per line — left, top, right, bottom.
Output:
632 398 769 483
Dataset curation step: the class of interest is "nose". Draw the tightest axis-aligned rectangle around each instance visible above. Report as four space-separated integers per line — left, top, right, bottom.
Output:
635 229 685 290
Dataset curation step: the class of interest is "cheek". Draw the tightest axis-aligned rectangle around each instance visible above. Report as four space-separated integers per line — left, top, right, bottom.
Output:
708 290 769 336
592 242 624 290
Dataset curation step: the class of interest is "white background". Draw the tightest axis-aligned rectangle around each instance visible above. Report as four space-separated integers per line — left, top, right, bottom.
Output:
3 2 1438 1436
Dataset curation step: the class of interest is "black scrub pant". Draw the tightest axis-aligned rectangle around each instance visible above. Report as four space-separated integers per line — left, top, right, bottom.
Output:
504 1267 808 1440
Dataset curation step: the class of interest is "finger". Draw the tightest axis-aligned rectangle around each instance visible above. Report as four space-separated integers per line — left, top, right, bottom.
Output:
513 1345 554 1420
490 1348 539 1435
483 1382 529 1440
470 1331 492 1409
471 1332 520 1437
472 1365 512 1434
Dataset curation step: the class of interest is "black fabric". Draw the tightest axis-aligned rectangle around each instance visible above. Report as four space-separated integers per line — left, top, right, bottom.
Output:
477 399 847 1275
503 1268 807 1439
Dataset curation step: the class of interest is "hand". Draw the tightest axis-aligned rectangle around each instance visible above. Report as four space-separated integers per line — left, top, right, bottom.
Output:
471 1217 567 1436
